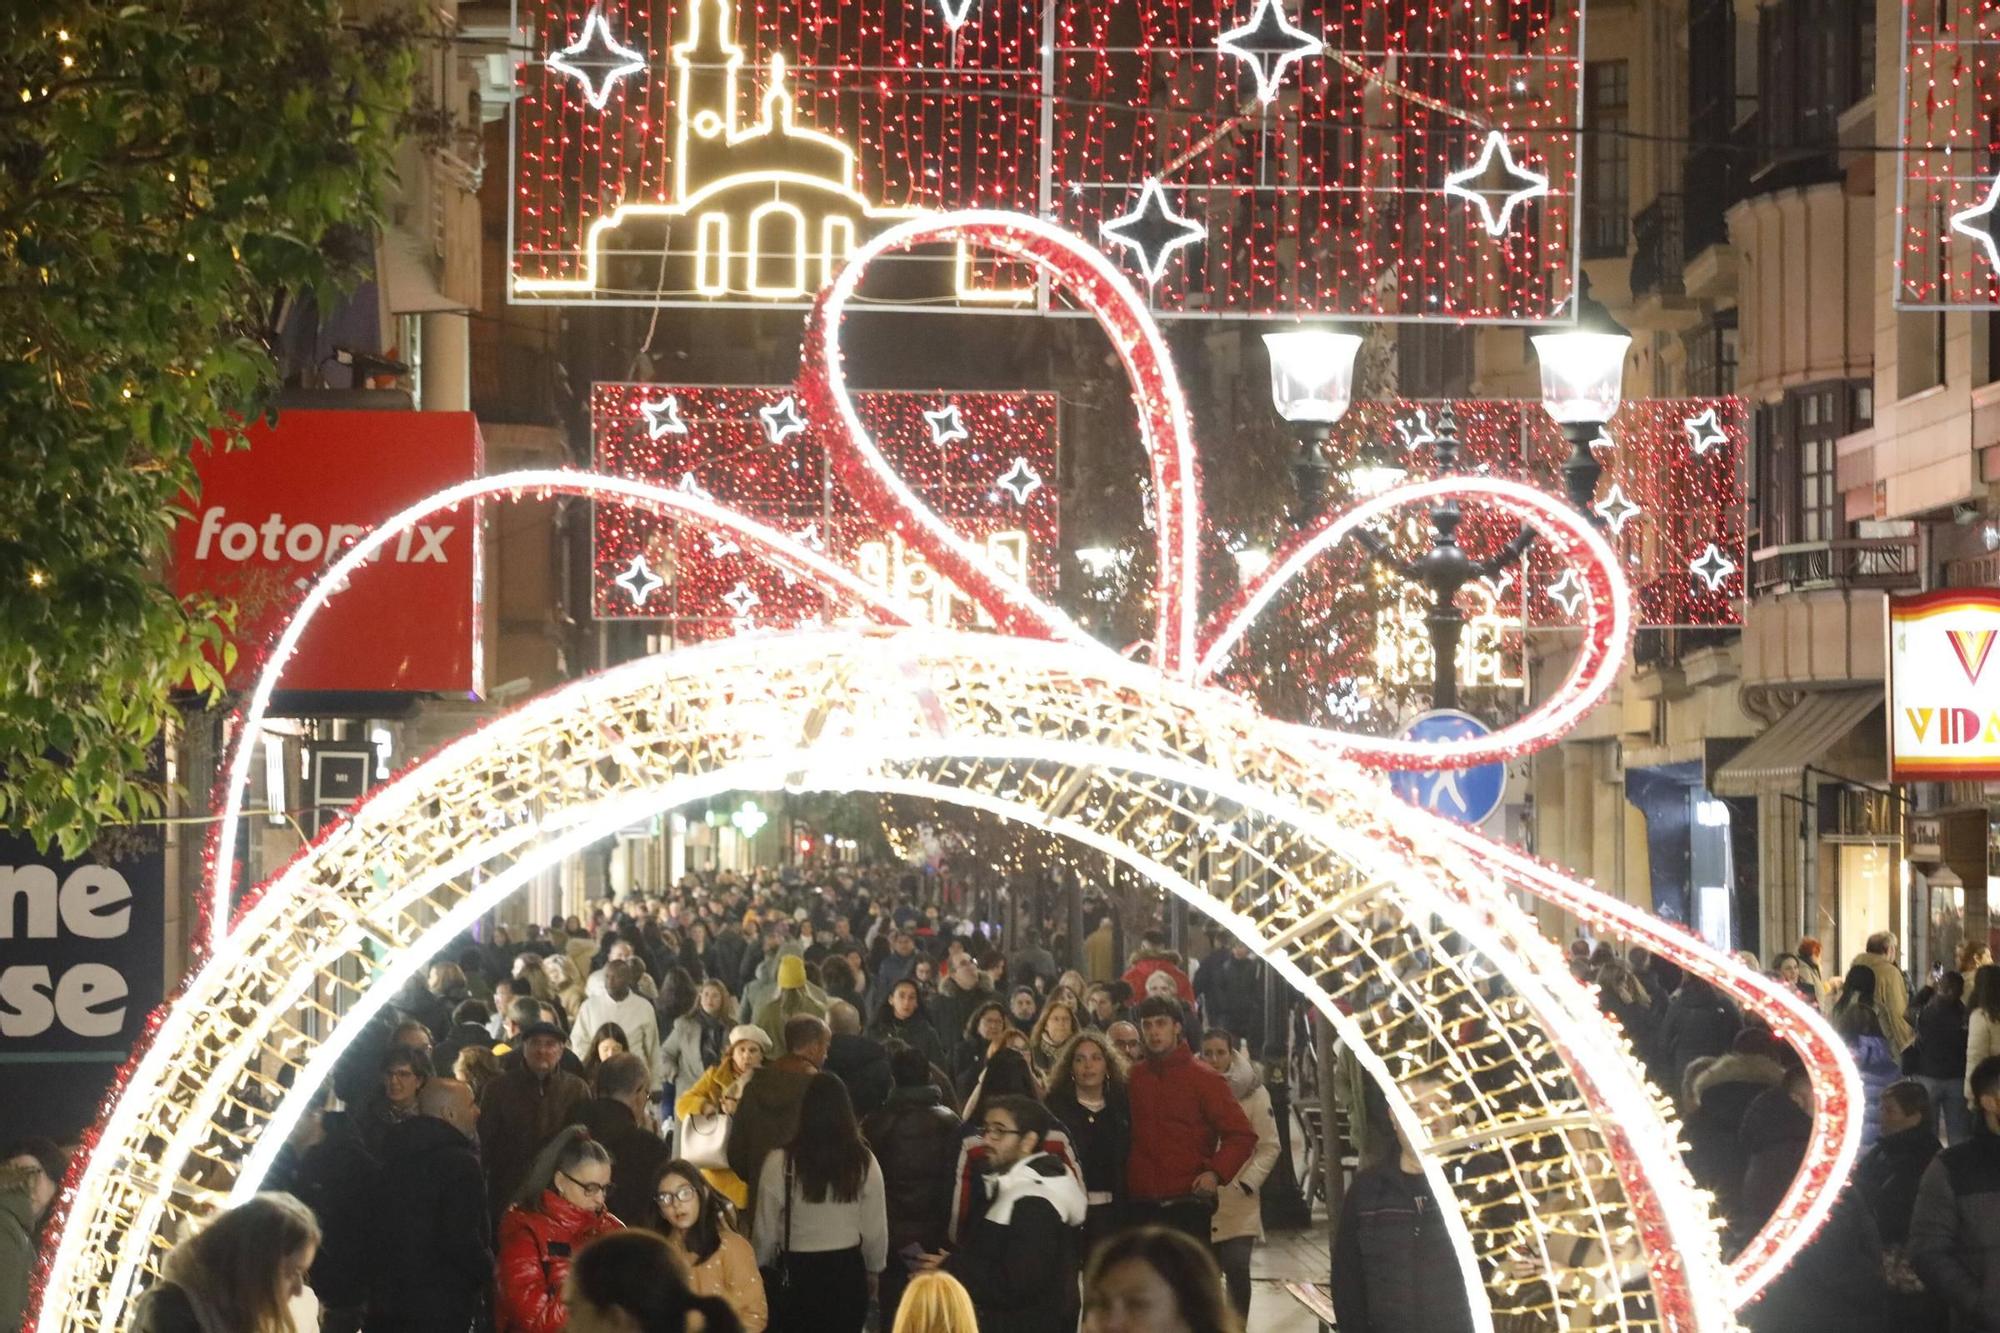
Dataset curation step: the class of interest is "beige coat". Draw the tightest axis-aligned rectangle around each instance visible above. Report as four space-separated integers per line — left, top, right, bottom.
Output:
1850 950 1915 1056
670 1228 768 1333
1211 1050 1281 1243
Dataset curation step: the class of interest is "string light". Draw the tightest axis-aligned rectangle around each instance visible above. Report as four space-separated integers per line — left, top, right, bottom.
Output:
1899 2 2000 307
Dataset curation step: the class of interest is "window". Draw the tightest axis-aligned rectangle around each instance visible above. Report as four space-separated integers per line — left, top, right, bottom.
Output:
1757 0 1871 175
1759 381 1861 547
1684 313 1739 395
1582 61 1630 259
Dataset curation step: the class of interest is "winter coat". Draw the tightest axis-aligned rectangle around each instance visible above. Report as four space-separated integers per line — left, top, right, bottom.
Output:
1852 950 1916 1057
1657 987 1739 1084
1212 955 1266 1051
1083 924 1117 983
942 1153 1089 1333
477 1066 592 1219
1121 953 1195 1006
1737 1085 1811 1231
860 1085 962 1251
1211 1050 1281 1242
866 1008 947 1070
825 1033 893 1118
740 950 784 1016
1912 1132 2000 1332
1919 996 1972 1081
493 1190 623 1333
676 1063 753 1209
662 1009 730 1095
365 1113 493 1332
751 986 829 1048
949 1120 1083 1243
1044 1085 1131 1205
128 1284 203 1333
1330 1163 1475 1333
569 990 663 1089
1742 1188 1889 1333
1859 1123 1941 1248
726 1055 816 1227
1124 1044 1257 1201
0 1163 35 1333
1971 1010 2000 1105
929 978 994 1055
1851 1033 1902 1150
666 1229 767 1333
573 1096 674 1233
266 1108 378 1306
433 1021 496 1081
1683 1052 1783 1207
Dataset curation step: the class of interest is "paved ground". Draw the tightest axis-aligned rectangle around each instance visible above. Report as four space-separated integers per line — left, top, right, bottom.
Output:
1249 1218 1333 1331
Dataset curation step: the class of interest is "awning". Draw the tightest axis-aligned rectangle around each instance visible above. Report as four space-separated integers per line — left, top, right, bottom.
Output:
376 223 470 315
1710 688 1882 796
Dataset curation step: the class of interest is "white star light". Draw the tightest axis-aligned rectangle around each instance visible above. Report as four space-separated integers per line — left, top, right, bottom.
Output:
931 0 976 28
675 472 714 502
1443 131 1550 238
997 457 1043 504
1592 484 1642 536
1215 0 1325 105
1546 568 1587 617
759 395 807 444
613 553 664 607
721 580 762 617
924 403 969 446
1689 543 1737 592
1100 178 1206 286
706 531 741 558
546 4 648 111
794 522 826 552
1682 408 1727 456
639 394 687 440
1952 173 2000 273
1394 408 1438 452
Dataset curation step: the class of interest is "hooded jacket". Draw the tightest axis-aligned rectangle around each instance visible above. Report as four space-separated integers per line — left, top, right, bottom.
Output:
1211 1048 1281 1243
1684 1052 1784 1204
943 1152 1088 1333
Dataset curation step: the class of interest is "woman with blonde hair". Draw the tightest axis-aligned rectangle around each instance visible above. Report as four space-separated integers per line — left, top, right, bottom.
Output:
130 1192 321 1333
454 1044 502 1104
1027 1000 1079 1083
890 1271 979 1333
543 953 588 1028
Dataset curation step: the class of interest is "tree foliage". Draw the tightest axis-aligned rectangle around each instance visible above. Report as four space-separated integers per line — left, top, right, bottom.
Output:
0 3 416 852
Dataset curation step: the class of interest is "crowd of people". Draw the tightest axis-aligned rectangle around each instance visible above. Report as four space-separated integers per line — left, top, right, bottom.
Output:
93 862 1275 1333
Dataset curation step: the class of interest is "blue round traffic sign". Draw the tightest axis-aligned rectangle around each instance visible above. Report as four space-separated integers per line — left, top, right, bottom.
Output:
1388 710 1507 826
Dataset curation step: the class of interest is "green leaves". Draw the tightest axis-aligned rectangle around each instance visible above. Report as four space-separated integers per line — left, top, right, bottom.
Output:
0 2 415 855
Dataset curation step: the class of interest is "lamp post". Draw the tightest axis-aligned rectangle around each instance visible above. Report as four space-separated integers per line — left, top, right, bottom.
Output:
1263 329 1364 526
1531 284 1633 515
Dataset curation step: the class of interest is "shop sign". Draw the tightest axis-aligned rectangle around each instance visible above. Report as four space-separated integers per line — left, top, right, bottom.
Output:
1889 590 2000 780
173 410 483 693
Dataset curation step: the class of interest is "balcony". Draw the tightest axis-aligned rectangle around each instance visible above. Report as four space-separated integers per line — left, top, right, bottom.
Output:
1749 536 1921 596
1627 196 1701 332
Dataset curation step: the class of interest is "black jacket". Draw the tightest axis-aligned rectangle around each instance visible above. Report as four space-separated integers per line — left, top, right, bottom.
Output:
1211 955 1266 1050
1743 1188 1889 1333
1919 998 1972 1080
1044 1086 1131 1202
825 1033 894 1118
1737 1085 1811 1232
1657 987 1738 1083
861 1085 962 1250
571 1096 673 1232
1912 1130 2000 1330
266 1110 378 1307
1860 1123 1942 1247
364 1114 492 1332
867 1008 947 1070
1330 1163 1474 1333
433 1021 495 1080
942 1153 1088 1333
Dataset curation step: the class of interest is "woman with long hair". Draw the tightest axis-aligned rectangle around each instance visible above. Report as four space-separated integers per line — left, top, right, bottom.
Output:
1967 963 2000 1108
750 1074 887 1333
889 1271 979 1333
675 1024 771 1209
650 1160 766 1331
1027 1000 1079 1083
953 1001 1011 1096
454 1044 502 1105
563 1229 743 1333
496 1129 624 1333
131 1193 321 1333
581 1021 632 1090
663 978 738 1101
1042 1031 1130 1246
1831 964 1900 1149
544 954 589 1027
867 978 946 1068
1081 1225 1239 1333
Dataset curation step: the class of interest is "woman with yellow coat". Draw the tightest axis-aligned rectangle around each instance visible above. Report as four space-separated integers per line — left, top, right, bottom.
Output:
675 1023 771 1208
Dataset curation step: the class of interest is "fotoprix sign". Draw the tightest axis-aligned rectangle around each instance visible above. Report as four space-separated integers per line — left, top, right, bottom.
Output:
1889 590 2000 780
173 410 483 693
0 830 165 1141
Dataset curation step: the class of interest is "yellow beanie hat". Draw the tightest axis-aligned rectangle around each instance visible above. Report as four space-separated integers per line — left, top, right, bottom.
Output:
777 954 808 989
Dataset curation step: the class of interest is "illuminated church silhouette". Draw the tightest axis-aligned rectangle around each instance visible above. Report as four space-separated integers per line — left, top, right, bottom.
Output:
517 0 1025 304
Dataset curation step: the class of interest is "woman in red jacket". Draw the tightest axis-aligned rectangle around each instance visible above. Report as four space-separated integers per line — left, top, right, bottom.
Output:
497 1128 624 1332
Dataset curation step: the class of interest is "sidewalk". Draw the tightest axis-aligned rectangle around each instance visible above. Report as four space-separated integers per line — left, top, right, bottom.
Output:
1248 1215 1332 1331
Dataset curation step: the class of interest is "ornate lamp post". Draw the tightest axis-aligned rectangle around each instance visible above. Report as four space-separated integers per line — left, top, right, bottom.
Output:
1263 328 1364 525
1531 285 1633 514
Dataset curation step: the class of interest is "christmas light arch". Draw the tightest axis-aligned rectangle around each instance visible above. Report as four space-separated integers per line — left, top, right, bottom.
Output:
37 209 1860 1330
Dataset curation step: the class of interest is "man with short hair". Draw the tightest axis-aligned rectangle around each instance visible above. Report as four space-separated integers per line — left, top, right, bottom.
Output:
477 1021 590 1219
1084 985 1121 1030
824 999 892 1116
1911 1054 2000 1329
931 953 994 1054
574 1053 673 1226
568 959 662 1091
1852 930 1915 1057
365 1079 491 1332
866 931 922 1014
1123 996 1256 1240
1859 1080 1943 1328
727 1014 830 1226
921 1094 1086 1333
1106 1020 1141 1066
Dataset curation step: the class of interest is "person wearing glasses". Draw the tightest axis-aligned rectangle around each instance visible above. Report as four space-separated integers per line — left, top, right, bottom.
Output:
915 1095 1087 1333
495 1128 623 1333
650 1160 767 1332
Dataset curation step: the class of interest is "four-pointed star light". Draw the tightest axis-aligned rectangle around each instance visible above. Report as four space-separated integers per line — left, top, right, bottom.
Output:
639 394 688 440
1952 174 2000 275
1442 131 1550 238
613 553 665 607
997 457 1044 504
924 404 970 446
1100 178 1207 286
546 4 648 111
758 395 808 445
1689 542 1738 593
1216 0 1325 105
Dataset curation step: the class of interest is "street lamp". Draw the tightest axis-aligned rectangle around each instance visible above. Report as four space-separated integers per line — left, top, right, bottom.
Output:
1531 281 1632 514
1264 329 1362 525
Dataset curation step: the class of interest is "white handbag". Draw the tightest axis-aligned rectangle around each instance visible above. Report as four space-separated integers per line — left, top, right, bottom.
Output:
677 1110 731 1170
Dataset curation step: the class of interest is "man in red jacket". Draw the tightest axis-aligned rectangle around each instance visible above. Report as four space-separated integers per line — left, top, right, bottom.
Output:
1124 995 1257 1241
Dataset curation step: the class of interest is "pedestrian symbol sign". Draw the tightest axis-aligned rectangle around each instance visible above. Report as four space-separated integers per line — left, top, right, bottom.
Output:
1388 710 1506 827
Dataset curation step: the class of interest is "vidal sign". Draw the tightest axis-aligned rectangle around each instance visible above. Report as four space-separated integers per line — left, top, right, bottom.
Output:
1888 590 2000 780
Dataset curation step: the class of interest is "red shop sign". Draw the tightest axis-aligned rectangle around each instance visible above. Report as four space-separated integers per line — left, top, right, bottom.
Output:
173 410 483 694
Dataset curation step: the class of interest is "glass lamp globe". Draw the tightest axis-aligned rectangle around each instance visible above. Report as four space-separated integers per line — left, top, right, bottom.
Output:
1530 331 1633 426
1264 329 1363 425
